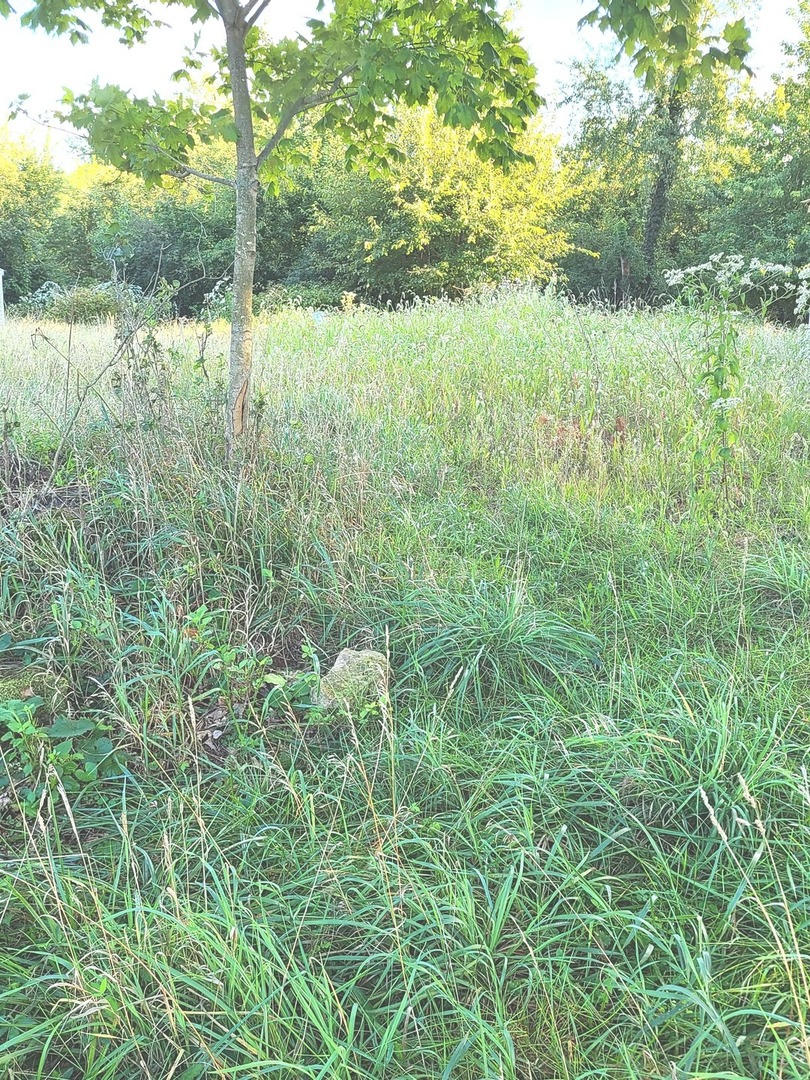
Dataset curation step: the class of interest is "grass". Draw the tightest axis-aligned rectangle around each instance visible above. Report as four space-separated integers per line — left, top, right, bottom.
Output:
0 288 808 1079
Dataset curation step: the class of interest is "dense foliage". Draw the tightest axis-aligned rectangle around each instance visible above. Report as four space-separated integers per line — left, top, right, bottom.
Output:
0 7 807 314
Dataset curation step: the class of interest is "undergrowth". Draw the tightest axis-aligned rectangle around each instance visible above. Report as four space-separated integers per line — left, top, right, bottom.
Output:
0 289 808 1079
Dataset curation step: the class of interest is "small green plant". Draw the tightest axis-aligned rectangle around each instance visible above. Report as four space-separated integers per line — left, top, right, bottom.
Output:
696 300 742 490
0 697 44 803
665 256 759 494
666 256 810 497
1 696 122 811
255 668 320 721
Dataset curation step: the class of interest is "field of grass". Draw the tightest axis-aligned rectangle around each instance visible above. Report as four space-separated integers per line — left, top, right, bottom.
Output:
0 289 809 1079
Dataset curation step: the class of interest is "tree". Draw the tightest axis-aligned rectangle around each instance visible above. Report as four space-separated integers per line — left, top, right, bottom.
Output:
555 62 651 301
668 0 810 282
292 108 570 302
581 1 751 278
555 56 741 300
3 0 541 452
0 130 63 301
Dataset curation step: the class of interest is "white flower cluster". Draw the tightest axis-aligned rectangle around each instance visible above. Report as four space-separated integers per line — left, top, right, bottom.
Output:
796 265 810 319
665 254 810 317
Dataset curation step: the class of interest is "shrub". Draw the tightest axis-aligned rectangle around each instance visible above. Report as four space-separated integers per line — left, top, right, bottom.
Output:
254 282 344 316
13 280 148 323
282 282 348 310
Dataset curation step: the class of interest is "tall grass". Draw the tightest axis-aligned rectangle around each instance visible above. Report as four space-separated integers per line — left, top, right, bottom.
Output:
0 289 808 1078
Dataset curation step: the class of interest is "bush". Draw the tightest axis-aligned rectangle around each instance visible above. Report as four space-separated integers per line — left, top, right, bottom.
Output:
208 282 348 319
288 109 571 304
13 281 148 323
280 282 348 310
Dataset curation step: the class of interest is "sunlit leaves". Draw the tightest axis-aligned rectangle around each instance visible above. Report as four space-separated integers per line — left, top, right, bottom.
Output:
3 0 752 190
306 109 570 297
17 0 157 44
270 0 541 172
5 0 543 184
9 0 218 44
201 2 540 175
581 1 751 90
57 82 232 184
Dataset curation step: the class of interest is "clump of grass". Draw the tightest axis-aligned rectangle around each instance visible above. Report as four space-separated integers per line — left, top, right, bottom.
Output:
746 542 810 617
0 289 808 1079
400 578 600 710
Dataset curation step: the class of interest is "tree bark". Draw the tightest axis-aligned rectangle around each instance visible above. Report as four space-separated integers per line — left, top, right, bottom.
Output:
642 90 685 277
224 13 259 455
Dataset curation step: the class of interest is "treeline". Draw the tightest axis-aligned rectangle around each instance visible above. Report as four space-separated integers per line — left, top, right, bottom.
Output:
1 22 809 318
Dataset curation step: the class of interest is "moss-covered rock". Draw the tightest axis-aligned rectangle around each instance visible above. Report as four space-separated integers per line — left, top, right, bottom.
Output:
314 649 390 712
0 665 66 711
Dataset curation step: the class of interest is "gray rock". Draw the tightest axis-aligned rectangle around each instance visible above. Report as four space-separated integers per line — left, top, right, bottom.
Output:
314 649 390 711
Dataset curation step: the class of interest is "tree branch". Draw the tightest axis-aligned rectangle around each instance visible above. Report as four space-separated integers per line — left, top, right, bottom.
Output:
139 138 234 187
255 101 299 171
214 0 240 29
168 165 235 187
255 68 358 171
299 68 357 109
245 0 273 28
15 103 234 188
13 103 92 146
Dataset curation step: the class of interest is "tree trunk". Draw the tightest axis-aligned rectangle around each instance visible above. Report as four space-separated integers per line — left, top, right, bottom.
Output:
643 91 685 278
224 15 259 455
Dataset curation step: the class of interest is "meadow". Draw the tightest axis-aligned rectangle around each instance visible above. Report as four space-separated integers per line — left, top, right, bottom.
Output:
0 289 808 1079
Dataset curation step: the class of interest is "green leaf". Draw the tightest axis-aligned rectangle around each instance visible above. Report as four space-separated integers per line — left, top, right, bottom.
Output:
218 121 240 143
667 25 688 54
1 696 44 721
723 18 750 48
45 716 97 739
263 674 287 687
669 0 694 22
88 737 114 758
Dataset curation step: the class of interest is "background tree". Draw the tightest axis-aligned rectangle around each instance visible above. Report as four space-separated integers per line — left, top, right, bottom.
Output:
582 0 751 279
291 108 570 303
556 57 745 300
555 63 651 301
686 0 810 272
0 130 63 301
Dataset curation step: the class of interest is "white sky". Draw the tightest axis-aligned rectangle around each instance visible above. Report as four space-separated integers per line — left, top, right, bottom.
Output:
0 0 800 165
